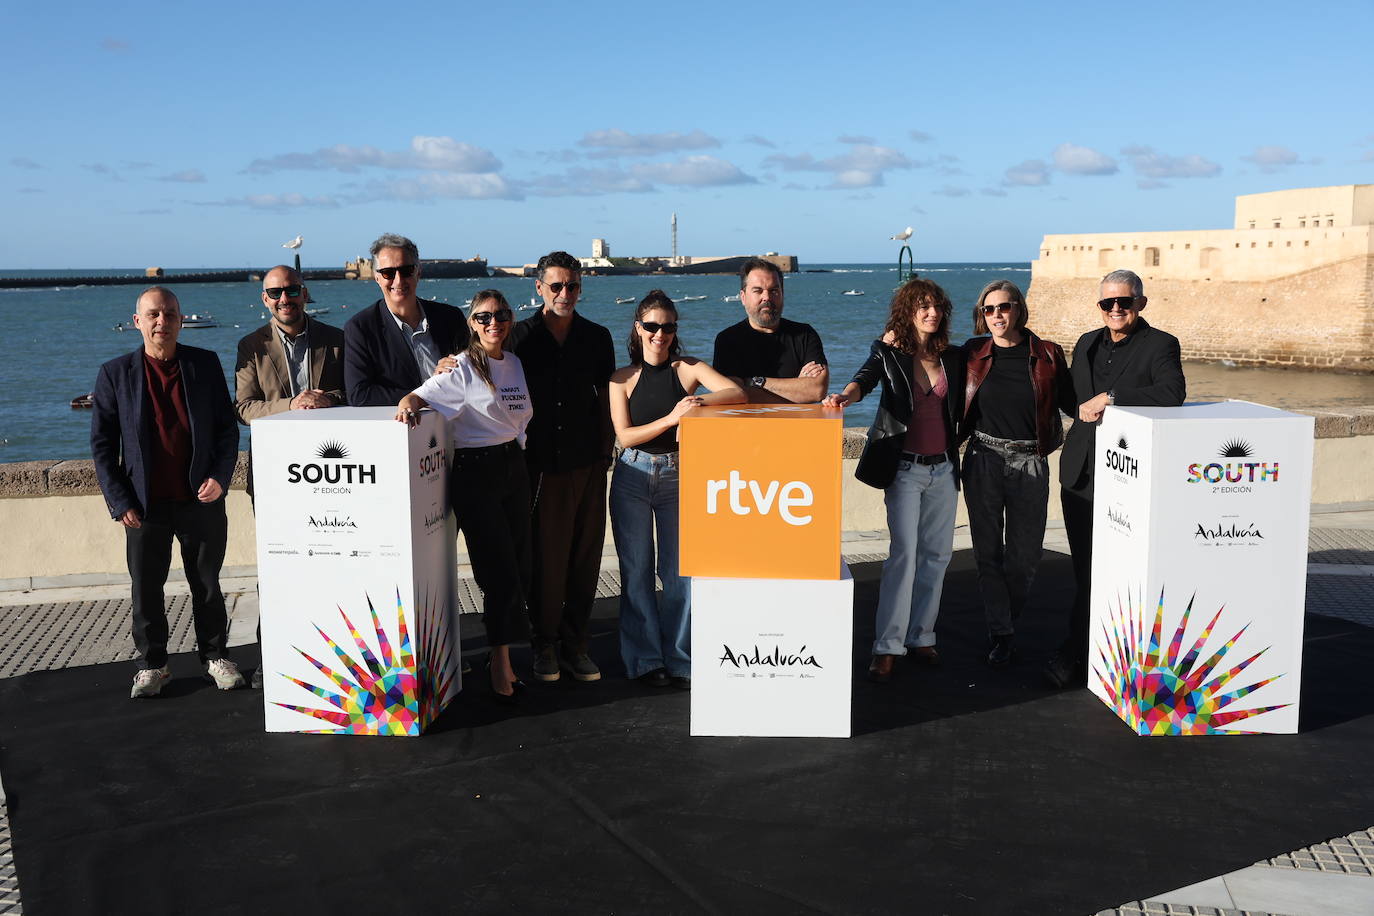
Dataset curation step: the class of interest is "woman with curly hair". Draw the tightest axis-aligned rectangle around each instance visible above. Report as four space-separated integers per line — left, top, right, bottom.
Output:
823 278 966 683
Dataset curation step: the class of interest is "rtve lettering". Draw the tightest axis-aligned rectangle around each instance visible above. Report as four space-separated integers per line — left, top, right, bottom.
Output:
705 470 814 526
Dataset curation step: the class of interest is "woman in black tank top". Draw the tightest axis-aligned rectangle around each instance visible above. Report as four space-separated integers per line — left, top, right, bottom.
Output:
608 291 745 689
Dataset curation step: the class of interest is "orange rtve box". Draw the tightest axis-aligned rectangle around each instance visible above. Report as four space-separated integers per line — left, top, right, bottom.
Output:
679 404 843 580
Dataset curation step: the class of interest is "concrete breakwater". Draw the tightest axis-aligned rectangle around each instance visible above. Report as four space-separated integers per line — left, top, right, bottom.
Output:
0 268 351 289
3 410 1374 587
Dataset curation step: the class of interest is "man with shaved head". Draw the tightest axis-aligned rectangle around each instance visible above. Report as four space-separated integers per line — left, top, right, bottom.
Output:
91 286 243 697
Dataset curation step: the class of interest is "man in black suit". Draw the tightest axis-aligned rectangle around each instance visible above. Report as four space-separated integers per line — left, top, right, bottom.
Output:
90 286 243 698
1046 269 1185 688
343 234 470 406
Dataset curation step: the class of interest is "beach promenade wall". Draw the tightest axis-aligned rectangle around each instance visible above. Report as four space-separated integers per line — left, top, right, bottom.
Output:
3 410 1374 586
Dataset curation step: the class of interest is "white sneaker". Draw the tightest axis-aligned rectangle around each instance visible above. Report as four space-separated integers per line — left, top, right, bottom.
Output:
205 658 246 690
131 665 171 698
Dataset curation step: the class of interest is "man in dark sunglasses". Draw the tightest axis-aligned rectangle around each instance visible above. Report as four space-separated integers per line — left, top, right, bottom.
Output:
1047 268 1185 689
343 233 470 406
509 250 616 684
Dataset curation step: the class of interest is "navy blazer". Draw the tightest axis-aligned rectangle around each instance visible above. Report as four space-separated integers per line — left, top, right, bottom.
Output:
90 344 240 519
343 298 471 407
1059 317 1186 492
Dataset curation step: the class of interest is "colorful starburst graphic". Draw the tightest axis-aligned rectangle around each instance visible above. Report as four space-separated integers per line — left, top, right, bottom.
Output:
273 588 458 736
1093 587 1288 735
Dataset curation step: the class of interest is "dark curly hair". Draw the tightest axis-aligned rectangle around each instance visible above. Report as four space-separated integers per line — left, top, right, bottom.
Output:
884 278 951 359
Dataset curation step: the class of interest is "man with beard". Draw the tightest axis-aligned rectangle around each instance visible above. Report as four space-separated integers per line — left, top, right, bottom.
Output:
712 258 827 403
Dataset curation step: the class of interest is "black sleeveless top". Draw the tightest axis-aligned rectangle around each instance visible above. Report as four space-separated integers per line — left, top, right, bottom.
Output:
628 359 688 454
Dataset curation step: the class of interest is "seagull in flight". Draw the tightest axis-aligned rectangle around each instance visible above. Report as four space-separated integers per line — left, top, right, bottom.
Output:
282 235 303 250
890 226 913 241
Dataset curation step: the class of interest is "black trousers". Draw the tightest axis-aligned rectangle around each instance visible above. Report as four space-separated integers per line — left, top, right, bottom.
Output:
1060 481 1095 658
963 444 1049 636
527 462 607 654
453 441 532 647
126 499 229 669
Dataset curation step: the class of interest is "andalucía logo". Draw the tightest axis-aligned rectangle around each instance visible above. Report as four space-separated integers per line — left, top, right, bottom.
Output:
1186 438 1278 492
1104 432 1138 479
307 514 357 530
719 644 822 669
1194 519 1264 541
1107 505 1132 531
288 440 378 487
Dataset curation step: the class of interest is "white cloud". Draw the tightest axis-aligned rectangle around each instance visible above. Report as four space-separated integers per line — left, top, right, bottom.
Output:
629 155 756 187
524 167 655 197
1052 142 1118 175
197 193 342 209
933 185 970 197
363 172 521 201
1242 145 1301 173
1002 159 1050 187
980 188 1007 197
909 130 934 143
157 169 206 183
10 157 41 170
838 134 875 145
743 135 776 148
764 144 914 189
1121 145 1221 179
244 136 501 175
1137 179 1169 190
577 128 720 159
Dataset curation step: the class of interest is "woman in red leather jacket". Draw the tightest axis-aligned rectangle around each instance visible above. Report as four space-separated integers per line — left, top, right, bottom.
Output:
961 280 1075 668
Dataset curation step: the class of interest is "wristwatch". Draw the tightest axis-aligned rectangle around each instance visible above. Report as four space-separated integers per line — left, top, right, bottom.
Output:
750 376 766 388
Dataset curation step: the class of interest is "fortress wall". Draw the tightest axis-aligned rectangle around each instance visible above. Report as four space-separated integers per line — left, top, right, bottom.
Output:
1028 256 1374 371
1033 226 1372 282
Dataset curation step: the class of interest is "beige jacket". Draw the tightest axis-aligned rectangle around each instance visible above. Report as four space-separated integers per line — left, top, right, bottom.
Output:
234 317 347 423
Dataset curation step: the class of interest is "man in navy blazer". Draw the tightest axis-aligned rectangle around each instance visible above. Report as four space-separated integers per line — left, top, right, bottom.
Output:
91 286 243 697
1046 269 1185 688
343 233 470 406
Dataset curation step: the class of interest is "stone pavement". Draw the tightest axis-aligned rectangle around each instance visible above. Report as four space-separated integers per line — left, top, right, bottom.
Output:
2 508 1373 916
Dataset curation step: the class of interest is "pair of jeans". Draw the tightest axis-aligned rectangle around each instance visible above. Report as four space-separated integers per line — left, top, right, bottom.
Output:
609 448 690 678
874 459 957 656
126 498 229 669
963 441 1050 636
452 440 532 647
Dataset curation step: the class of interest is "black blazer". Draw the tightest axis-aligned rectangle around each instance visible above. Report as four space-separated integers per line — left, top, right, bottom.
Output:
343 298 471 407
849 340 967 489
1059 318 1186 492
89 344 239 519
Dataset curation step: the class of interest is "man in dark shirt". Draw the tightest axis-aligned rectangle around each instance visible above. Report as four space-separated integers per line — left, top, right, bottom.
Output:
343 233 470 407
91 287 243 697
712 257 828 403
509 251 616 683
1046 269 1185 688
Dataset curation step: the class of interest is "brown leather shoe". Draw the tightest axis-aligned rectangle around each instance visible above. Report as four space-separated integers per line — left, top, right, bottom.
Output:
907 646 942 667
868 654 895 683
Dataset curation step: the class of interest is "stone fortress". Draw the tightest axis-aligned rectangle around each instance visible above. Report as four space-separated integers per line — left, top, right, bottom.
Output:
1027 185 1374 371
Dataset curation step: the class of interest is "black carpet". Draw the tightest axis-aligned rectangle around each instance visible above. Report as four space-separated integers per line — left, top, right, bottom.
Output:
3 552 1373 915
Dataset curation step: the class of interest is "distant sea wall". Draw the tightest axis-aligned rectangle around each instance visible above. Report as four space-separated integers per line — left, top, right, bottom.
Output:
3 412 1374 586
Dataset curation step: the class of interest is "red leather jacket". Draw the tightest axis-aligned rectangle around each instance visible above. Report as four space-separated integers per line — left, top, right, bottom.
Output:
961 330 1074 458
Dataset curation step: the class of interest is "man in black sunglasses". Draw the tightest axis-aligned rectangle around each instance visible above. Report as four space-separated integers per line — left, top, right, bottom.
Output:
509 250 616 684
343 233 470 406
1046 269 1185 688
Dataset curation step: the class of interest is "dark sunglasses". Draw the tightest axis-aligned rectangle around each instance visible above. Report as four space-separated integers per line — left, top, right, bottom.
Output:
264 285 304 300
639 320 678 335
376 264 418 280
471 308 514 325
979 303 1014 316
1098 296 1137 311
542 281 581 294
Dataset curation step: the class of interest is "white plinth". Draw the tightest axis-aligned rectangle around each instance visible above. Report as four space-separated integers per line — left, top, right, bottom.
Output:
1089 401 1313 735
251 407 461 736
690 564 853 737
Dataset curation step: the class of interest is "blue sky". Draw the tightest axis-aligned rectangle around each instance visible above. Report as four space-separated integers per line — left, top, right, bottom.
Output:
4 0 1371 269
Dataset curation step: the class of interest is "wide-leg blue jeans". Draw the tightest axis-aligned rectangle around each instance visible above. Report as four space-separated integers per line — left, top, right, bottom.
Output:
873 459 957 655
610 448 690 678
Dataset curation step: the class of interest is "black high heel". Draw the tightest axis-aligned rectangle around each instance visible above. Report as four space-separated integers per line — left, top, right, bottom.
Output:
486 653 523 705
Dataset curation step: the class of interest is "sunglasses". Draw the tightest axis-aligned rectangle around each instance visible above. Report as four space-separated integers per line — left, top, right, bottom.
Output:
639 320 678 335
542 281 581 295
1098 296 1137 311
376 264 417 280
979 303 1014 316
264 285 304 300
471 308 514 325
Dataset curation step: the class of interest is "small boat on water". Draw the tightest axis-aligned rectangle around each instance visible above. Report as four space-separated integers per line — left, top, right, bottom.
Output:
680 295 708 302
181 314 218 328
841 290 865 297
722 294 741 302
615 296 637 305
70 393 94 409
304 307 330 316
519 297 541 311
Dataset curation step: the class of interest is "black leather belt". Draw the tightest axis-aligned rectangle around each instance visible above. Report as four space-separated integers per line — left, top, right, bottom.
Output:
901 451 947 466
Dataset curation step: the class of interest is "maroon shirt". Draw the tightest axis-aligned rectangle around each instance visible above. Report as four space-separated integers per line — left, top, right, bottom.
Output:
143 353 194 503
902 363 949 456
